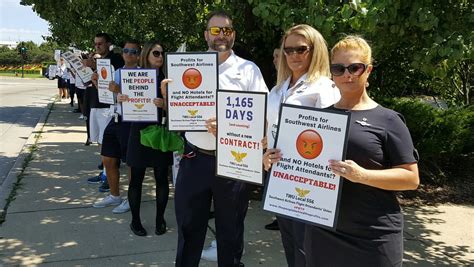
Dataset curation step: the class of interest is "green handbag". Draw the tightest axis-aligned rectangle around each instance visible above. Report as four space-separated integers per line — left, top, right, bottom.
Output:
140 125 184 154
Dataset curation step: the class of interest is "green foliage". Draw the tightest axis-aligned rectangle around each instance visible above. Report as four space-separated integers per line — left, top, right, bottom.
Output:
0 40 61 65
0 50 22 65
381 98 474 183
19 1 472 106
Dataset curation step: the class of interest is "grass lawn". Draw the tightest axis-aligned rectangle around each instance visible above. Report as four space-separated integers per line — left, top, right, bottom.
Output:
0 72 44 78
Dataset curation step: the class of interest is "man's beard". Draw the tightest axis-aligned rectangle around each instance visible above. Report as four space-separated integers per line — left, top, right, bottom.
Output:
209 38 234 52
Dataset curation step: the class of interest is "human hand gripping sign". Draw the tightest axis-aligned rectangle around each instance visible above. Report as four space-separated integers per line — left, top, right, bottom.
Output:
153 98 165 108
108 81 120 93
205 117 217 137
159 78 173 110
91 72 99 88
328 159 366 183
117 93 129 103
263 148 282 171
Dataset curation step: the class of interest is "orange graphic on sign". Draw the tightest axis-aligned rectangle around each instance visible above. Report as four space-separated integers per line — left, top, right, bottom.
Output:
100 67 107 80
295 129 323 159
182 68 202 89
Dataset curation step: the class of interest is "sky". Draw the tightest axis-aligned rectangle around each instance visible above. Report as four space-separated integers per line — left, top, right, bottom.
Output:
0 0 51 45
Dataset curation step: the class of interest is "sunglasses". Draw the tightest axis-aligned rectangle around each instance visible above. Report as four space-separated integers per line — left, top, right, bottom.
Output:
330 63 368 76
207 26 234 36
283 46 312 55
152 51 164 57
122 48 139 55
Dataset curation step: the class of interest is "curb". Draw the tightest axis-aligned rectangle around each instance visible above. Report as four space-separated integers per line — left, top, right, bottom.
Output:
0 96 57 221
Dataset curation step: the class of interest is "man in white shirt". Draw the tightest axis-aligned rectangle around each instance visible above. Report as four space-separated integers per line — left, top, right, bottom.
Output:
173 10 268 267
91 40 140 213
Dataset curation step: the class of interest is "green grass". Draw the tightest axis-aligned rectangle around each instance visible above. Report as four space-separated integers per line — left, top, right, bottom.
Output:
0 72 44 78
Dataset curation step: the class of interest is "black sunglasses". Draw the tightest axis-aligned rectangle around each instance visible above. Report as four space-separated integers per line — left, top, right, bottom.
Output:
122 48 139 55
330 63 368 76
283 46 312 55
152 51 164 57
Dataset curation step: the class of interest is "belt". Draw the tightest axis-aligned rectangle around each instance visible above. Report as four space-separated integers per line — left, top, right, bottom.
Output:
186 141 216 156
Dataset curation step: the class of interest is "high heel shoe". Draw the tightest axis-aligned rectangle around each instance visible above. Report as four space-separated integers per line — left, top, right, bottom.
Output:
155 220 166 235
130 222 147 236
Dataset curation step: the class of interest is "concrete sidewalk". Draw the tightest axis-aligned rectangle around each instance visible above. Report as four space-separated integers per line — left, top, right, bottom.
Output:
0 100 472 266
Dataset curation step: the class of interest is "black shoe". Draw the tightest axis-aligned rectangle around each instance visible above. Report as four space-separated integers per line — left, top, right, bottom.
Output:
70 102 74 107
73 108 81 113
98 162 103 170
98 180 110 192
264 219 279 231
84 139 91 146
130 222 147 236
155 220 167 235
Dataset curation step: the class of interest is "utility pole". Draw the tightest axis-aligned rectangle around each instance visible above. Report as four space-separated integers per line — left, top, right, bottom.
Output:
18 43 27 78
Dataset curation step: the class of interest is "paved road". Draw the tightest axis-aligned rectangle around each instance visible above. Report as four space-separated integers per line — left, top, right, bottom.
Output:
0 77 56 186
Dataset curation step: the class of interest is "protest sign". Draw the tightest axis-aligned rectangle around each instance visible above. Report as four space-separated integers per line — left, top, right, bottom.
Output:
61 51 93 83
120 69 158 122
96 59 114 104
166 52 218 131
48 64 57 80
216 90 267 184
263 104 350 229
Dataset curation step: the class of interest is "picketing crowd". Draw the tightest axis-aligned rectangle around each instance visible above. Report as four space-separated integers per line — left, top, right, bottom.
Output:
52 9 419 267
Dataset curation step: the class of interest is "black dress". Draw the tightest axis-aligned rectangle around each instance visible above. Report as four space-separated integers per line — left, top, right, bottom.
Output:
304 105 418 267
126 72 172 168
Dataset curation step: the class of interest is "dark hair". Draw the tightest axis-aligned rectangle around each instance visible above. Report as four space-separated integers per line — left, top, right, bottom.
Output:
95 32 112 43
139 41 164 69
207 10 233 28
123 39 141 49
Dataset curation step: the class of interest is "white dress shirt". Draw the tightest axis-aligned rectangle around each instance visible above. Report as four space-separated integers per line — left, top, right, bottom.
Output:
266 74 340 149
186 51 269 150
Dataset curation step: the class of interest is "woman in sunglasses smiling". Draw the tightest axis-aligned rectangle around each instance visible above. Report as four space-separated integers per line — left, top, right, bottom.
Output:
262 24 340 267
304 36 419 266
123 41 172 237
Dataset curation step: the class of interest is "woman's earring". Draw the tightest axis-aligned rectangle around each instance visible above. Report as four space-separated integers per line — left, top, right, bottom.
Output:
366 81 370 87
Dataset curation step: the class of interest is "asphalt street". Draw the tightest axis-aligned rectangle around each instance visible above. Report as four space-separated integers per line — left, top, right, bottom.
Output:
0 76 56 186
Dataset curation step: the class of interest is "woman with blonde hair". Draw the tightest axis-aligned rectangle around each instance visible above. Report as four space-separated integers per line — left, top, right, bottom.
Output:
263 24 340 267
304 35 419 266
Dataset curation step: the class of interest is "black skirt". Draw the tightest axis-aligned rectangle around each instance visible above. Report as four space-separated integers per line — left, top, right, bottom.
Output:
126 122 172 168
57 77 66 88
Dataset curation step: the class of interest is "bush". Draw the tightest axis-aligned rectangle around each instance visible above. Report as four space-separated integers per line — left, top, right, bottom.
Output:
381 98 474 184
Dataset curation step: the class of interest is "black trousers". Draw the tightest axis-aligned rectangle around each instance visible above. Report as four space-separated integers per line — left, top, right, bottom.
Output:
277 216 306 267
68 81 76 104
174 146 249 267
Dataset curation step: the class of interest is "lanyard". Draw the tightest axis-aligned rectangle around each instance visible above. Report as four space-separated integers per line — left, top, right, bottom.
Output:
280 80 305 104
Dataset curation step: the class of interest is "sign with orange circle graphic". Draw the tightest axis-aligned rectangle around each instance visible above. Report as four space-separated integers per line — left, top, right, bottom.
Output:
182 68 202 89
263 104 350 229
166 52 218 131
296 129 323 159
96 58 114 104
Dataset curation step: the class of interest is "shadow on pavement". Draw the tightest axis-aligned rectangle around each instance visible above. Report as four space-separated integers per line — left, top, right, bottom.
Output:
403 205 472 266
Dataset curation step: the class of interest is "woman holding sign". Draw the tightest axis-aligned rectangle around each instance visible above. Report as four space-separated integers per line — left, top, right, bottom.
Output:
263 24 340 267
303 36 419 266
119 41 172 236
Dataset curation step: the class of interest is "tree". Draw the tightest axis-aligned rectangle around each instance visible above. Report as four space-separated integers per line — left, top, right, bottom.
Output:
22 0 473 106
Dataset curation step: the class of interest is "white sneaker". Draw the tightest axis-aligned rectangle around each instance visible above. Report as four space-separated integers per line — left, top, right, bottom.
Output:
112 199 130 214
92 195 121 208
201 240 218 262
79 114 84 120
